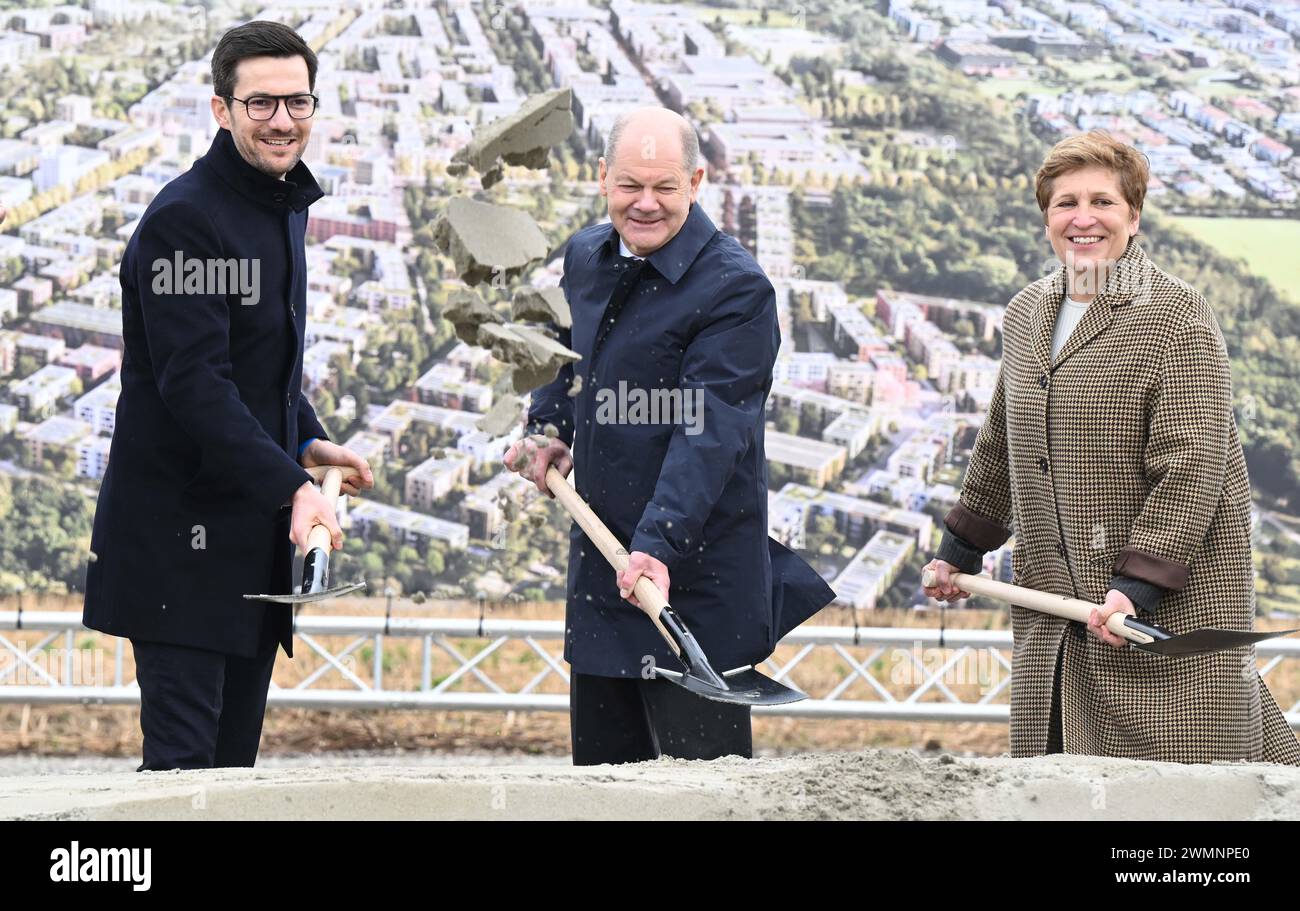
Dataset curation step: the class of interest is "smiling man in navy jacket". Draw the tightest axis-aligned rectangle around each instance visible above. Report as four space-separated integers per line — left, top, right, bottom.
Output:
505 107 833 765
83 21 373 771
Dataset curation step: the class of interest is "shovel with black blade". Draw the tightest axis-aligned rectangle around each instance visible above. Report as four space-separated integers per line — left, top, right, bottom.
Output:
244 465 367 606
543 465 805 706
921 568 1298 657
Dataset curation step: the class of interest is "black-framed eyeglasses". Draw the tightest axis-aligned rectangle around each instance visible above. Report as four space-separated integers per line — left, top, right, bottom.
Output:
227 93 319 121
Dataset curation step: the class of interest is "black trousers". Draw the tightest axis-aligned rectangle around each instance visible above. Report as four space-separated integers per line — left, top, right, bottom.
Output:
569 671 753 766
130 610 279 771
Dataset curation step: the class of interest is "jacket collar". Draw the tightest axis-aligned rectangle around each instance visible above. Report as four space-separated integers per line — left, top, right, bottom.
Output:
202 127 324 213
1033 237 1154 372
1041 236 1154 307
593 201 718 284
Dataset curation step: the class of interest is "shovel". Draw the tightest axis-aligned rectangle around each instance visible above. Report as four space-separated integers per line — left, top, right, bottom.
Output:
543 465 805 706
921 568 1298 658
244 464 367 605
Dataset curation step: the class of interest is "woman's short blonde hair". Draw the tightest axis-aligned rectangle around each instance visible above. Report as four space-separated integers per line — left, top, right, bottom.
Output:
1035 130 1149 221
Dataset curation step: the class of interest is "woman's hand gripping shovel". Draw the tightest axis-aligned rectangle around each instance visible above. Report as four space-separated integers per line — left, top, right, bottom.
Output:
543 465 805 706
921 568 1298 657
244 465 367 605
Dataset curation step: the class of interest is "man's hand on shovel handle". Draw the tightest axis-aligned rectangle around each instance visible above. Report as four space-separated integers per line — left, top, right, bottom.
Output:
617 552 670 609
301 439 375 496
1088 590 1136 649
290 480 344 553
921 559 970 602
503 437 572 498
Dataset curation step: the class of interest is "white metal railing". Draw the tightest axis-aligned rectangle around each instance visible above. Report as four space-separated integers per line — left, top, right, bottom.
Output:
1 611 1297 727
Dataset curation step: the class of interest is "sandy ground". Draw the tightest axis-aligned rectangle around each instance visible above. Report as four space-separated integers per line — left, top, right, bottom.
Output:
3 750 1298 821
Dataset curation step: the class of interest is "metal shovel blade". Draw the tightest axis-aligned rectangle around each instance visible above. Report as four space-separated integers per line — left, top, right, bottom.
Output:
243 580 367 604
1133 625 1299 659
244 541 368 604
652 605 806 706
654 665 806 706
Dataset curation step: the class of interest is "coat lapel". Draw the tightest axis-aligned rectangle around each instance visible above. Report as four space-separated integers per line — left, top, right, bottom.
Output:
1031 268 1065 374
1035 239 1152 371
1051 297 1115 369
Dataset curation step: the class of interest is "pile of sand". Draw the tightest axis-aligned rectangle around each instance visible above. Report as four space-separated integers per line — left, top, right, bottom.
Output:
4 750 1298 820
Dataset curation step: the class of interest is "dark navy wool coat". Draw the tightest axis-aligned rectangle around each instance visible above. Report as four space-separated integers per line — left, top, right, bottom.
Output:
83 128 329 658
529 202 834 678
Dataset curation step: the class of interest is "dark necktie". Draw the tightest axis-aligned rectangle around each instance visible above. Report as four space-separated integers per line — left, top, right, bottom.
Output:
592 256 646 366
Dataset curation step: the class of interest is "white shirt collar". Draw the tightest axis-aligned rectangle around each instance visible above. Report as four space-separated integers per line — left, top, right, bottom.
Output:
618 235 644 259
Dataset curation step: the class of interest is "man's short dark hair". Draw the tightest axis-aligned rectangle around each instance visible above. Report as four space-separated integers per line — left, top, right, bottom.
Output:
211 20 318 99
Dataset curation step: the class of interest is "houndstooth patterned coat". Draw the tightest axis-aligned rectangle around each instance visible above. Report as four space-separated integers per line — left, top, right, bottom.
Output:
945 238 1300 765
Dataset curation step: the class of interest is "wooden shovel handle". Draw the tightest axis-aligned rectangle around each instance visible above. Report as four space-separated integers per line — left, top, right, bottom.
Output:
304 464 363 486
543 465 677 653
921 568 1154 646
301 465 362 554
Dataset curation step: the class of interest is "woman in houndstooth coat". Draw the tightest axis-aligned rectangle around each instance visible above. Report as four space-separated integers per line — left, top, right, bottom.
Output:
924 131 1300 765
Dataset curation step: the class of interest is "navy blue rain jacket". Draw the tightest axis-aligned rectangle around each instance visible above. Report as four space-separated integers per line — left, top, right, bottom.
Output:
528 202 834 677
82 128 329 658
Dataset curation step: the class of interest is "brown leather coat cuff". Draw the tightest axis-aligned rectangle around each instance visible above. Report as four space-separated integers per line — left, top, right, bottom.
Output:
1113 546 1190 590
943 502 1011 552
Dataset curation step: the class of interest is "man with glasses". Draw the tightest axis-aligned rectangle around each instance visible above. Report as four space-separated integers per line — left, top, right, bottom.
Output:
83 20 373 771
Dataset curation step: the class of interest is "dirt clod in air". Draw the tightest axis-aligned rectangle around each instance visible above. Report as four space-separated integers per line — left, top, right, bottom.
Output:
432 197 549 287
511 285 571 329
447 88 574 189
